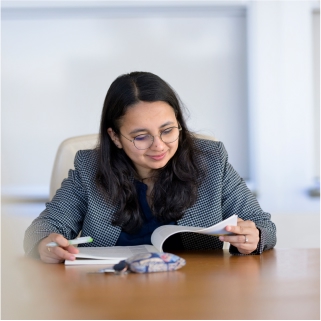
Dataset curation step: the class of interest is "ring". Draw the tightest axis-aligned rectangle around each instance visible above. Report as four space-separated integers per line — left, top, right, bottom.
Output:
244 235 248 243
47 247 51 252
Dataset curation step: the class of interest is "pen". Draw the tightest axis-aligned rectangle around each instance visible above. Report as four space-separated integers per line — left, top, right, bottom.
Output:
46 236 93 247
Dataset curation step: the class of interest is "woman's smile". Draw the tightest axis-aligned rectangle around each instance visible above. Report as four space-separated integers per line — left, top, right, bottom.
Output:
146 151 168 161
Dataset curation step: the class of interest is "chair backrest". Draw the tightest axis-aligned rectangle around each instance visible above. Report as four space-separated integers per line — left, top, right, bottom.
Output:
49 134 99 200
49 133 216 200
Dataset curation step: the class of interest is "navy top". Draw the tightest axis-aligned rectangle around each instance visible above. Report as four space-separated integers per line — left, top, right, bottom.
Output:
116 180 183 251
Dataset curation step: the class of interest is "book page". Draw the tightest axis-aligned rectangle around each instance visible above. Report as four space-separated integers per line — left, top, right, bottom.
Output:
151 215 237 252
65 259 119 266
74 244 158 260
191 215 238 235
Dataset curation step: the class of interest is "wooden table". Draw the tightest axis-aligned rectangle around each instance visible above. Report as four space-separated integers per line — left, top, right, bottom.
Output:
2 248 319 319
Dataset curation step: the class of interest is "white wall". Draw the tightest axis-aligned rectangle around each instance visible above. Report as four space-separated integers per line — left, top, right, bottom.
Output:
2 1 249 199
313 10 320 180
247 0 319 215
1 0 320 218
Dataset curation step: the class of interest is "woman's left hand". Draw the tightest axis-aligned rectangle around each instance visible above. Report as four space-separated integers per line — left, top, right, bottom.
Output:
219 218 260 254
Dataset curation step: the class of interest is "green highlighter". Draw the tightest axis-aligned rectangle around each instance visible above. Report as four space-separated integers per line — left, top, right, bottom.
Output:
46 236 93 247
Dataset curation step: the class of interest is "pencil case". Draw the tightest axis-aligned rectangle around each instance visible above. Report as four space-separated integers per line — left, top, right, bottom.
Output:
114 252 186 274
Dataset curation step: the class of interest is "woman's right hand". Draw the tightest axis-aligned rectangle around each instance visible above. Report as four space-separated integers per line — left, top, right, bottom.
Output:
38 233 79 264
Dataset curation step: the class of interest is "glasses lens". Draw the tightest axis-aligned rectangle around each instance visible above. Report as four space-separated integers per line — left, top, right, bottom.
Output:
134 134 153 150
133 127 181 150
160 127 180 143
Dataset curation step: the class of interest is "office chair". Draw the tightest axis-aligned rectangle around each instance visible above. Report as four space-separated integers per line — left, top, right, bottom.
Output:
50 133 99 200
49 133 229 249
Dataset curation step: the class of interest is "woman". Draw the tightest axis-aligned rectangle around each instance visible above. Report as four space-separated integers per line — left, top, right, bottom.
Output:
24 71 276 263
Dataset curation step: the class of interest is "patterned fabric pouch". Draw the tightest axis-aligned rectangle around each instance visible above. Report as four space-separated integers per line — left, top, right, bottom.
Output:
114 252 186 274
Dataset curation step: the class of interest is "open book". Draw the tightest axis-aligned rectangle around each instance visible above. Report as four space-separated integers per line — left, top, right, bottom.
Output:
65 214 237 265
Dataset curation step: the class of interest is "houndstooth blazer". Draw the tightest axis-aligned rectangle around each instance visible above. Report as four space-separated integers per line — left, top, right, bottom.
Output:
24 139 276 257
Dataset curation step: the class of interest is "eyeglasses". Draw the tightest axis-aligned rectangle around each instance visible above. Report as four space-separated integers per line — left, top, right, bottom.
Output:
120 125 182 150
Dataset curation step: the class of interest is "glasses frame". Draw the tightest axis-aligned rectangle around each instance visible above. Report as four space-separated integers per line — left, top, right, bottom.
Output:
119 124 182 150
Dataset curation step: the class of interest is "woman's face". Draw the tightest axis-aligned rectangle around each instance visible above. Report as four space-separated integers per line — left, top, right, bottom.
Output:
108 101 179 179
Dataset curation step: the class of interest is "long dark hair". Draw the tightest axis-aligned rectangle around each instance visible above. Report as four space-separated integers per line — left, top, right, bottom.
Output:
96 71 203 232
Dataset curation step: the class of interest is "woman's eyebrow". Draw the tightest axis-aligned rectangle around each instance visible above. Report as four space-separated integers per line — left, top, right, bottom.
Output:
128 128 148 135
159 121 175 128
128 121 175 135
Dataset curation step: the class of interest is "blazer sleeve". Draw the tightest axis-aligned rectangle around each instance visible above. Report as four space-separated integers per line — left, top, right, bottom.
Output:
23 151 88 257
217 142 277 255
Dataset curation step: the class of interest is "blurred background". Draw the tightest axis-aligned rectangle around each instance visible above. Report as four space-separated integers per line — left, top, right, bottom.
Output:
1 0 320 253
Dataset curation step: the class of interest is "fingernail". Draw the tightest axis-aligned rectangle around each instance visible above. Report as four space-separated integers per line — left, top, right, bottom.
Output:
219 236 224 241
226 226 231 231
69 255 75 260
